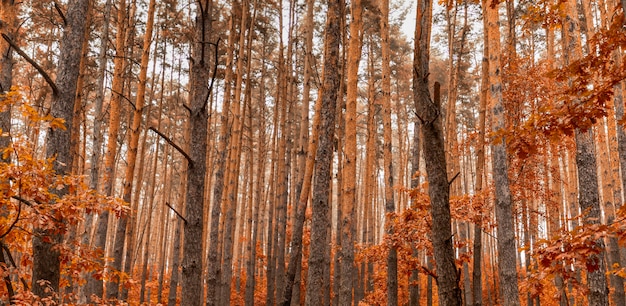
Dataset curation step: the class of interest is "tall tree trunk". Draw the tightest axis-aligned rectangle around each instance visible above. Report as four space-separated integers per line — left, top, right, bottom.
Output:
0 0 17 156
472 10 488 304
562 2 609 305
414 0 462 304
181 0 213 305
206 7 235 306
379 0 398 303
281 0 316 302
340 0 362 304
34 0 91 298
483 1 521 304
364 35 377 295
80 0 111 299
112 0 156 300
409 4 425 306
304 0 341 302
86 0 127 298
220 0 249 303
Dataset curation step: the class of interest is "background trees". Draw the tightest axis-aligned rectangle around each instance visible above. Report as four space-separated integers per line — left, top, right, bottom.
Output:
0 0 625 305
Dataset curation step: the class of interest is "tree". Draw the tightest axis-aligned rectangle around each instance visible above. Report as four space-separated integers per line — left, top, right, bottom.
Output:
413 0 463 304
180 0 214 305
0 0 18 161
340 0 363 303
32 0 91 298
305 0 342 303
482 0 521 304
562 0 609 304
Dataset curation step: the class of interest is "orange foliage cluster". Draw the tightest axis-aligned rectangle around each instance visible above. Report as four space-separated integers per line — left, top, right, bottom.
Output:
0 89 127 304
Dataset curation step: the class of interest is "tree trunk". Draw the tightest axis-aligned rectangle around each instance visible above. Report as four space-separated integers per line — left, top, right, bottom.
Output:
304 0 341 302
0 0 18 160
86 0 127 298
280 0 315 302
220 1 249 303
181 0 212 305
483 1 522 304
562 0 610 304
80 1 111 299
379 0 398 304
34 0 91 298
414 1 462 305
206 7 235 306
340 0 362 304
472 7 488 304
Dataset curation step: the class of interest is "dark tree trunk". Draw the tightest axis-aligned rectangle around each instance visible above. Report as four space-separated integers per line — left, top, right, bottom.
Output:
304 0 341 303
414 0 462 304
34 0 91 298
181 1 213 305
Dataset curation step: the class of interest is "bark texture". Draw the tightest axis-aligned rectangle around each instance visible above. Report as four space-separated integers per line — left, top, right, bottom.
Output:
181 1 212 305
414 0 462 304
483 1 521 304
304 0 341 303
34 0 91 298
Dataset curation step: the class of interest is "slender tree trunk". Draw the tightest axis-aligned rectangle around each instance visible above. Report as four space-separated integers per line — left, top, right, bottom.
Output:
206 8 235 306
181 0 213 305
364 35 377 295
34 0 91 298
220 1 249 303
339 0 363 303
81 0 111 298
562 0 610 304
0 0 17 156
414 0 462 304
482 1 522 304
378 0 398 303
304 0 341 302
472 12 488 304
86 0 127 298
280 0 316 302
409 4 425 305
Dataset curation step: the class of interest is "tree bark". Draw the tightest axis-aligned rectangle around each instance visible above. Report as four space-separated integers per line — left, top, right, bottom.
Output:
414 0 462 304
482 1 522 304
304 0 341 302
562 0 610 304
379 0 398 303
181 0 213 305
0 0 18 158
34 0 91 298
339 0 363 304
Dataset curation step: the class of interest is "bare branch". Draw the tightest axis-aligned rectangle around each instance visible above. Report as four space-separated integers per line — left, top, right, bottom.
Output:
203 37 222 110
165 202 187 224
448 172 460 186
148 126 193 166
0 199 21 239
53 1 67 26
2 34 58 95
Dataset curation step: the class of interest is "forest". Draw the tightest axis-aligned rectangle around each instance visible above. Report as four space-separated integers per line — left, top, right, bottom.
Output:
0 0 626 305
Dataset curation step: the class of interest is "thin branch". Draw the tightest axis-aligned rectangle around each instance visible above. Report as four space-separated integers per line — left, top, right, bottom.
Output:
448 172 461 186
11 195 35 206
203 37 222 110
0 242 29 290
0 200 21 239
182 103 192 114
109 87 136 110
165 202 187 224
53 1 67 26
148 126 193 166
2 34 58 95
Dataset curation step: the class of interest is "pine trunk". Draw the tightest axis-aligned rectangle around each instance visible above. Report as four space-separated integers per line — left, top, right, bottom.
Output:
181 0 212 305
304 0 341 302
34 0 91 298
